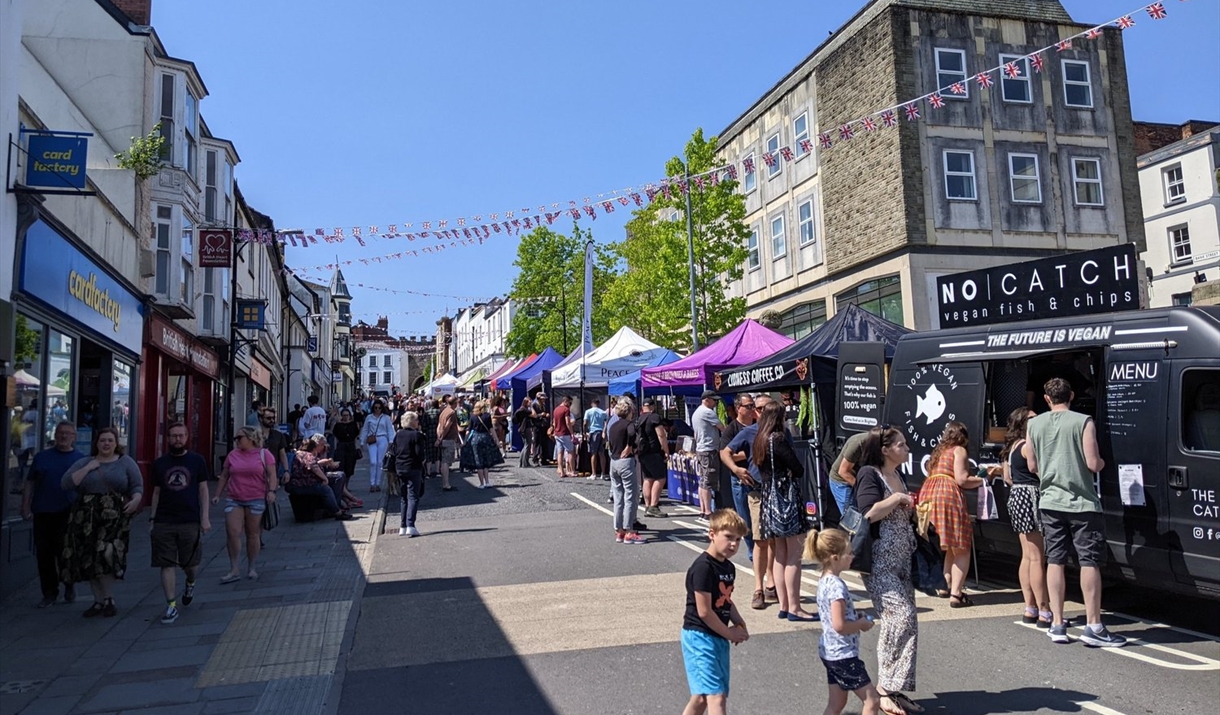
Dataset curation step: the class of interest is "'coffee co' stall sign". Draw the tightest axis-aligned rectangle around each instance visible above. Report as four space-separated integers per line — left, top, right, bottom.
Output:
936 243 1140 329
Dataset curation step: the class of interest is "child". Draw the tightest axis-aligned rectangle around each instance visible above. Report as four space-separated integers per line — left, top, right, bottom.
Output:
804 528 881 715
681 508 750 715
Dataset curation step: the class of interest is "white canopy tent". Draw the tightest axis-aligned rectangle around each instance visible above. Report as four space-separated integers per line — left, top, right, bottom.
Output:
549 326 668 389
417 373 459 397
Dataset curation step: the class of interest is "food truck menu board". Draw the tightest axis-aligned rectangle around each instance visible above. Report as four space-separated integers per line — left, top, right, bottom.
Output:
839 365 884 432
1103 360 1166 443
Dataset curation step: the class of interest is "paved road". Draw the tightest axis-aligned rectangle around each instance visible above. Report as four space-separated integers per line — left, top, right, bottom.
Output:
338 461 1220 715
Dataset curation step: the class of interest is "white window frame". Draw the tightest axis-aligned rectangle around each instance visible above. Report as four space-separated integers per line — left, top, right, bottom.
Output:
771 214 786 259
383 355 392 367
746 229 760 271
1164 165 1186 205
204 149 218 223
1008 153 1042 203
369 355 377 367
1169 224 1192 265
1062 60 1093 108
935 47 969 99
999 54 1032 103
766 133 781 178
1071 157 1104 206
793 113 810 159
797 200 816 246
153 204 173 297
202 267 216 332
183 90 198 177
369 371 377 386
180 213 194 306
744 152 757 193
158 74 175 165
943 150 977 201
383 371 392 385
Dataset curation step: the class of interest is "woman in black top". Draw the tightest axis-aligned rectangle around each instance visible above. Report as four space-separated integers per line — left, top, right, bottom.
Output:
1002 407 1050 626
752 402 814 621
390 411 426 537
462 400 504 488
332 409 361 480
514 397 535 468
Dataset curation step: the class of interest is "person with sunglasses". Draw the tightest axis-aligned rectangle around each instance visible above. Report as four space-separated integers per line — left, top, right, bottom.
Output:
360 401 394 493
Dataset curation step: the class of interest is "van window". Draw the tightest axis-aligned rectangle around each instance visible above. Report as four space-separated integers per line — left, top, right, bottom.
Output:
1182 369 1220 453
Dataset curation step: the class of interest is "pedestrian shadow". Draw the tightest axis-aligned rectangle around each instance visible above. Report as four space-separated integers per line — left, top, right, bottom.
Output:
923 686 1100 714
341 576 560 714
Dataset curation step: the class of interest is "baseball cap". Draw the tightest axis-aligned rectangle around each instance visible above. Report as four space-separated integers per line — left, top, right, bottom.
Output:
701 389 719 400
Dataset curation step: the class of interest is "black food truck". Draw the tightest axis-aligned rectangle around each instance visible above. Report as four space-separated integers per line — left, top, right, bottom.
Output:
882 306 1220 598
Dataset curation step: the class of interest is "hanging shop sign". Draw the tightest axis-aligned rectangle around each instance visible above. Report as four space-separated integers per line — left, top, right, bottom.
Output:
148 313 221 379
20 220 143 349
198 229 233 268
25 132 88 190
936 243 1140 328
236 300 267 330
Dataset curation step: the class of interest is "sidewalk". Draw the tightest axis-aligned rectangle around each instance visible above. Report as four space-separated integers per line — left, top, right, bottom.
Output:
0 464 385 715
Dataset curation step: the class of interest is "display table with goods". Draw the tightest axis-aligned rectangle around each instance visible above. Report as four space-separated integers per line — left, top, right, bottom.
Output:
666 452 702 508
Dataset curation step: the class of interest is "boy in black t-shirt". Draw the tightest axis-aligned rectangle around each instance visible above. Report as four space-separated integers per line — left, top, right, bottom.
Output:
681 508 749 715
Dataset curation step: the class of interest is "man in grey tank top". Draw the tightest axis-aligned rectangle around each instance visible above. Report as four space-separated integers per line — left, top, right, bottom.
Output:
1024 377 1126 648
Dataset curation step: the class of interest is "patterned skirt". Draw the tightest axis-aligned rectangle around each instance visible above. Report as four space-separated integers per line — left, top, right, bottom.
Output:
61 493 132 583
462 430 504 470
917 474 972 551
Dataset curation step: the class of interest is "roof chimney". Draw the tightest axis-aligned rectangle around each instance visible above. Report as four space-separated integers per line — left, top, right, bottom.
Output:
377 316 388 330
112 0 151 25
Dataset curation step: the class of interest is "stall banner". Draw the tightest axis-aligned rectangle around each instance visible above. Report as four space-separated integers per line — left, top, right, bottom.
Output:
20 220 144 349
936 243 1140 329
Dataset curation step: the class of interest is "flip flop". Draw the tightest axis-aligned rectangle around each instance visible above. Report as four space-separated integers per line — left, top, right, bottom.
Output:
890 692 924 713
879 694 908 715
219 574 241 585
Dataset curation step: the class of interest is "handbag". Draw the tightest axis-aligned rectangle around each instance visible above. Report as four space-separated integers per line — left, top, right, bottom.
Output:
355 447 363 460
260 448 279 531
840 467 877 574
977 479 998 521
911 531 947 595
366 434 378 445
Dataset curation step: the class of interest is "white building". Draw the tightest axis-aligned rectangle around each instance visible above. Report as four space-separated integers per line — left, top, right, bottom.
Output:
1137 125 1220 307
451 297 514 379
357 345 409 396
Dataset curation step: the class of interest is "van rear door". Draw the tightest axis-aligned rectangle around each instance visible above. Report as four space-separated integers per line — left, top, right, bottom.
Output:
1167 362 1220 592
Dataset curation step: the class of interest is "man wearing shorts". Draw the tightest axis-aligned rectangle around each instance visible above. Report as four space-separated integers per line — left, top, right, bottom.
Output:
720 394 775 610
583 398 609 481
149 423 211 625
553 395 576 478
1025 377 1125 647
636 398 670 518
691 390 724 521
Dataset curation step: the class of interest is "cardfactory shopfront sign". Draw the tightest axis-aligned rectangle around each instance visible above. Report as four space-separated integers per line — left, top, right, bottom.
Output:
149 314 221 379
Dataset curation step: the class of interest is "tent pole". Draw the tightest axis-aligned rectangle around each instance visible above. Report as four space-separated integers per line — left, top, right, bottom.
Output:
809 382 826 529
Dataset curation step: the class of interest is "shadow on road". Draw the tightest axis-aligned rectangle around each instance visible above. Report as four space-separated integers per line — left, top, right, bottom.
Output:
925 686 1100 714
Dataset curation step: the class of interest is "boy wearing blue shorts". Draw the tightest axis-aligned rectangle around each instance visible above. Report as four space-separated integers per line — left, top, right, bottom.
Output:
681 508 750 715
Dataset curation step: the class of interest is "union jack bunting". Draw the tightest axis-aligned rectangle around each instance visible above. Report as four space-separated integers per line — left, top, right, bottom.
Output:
457 218 465 226
723 166 737 181
743 157 756 174
762 152 778 168
1087 27 1103 39
949 82 967 95
779 147 794 162
334 227 345 236
881 110 898 127
1147 3 1166 20
1056 39 1073 52
369 226 378 235
1004 62 1021 78
545 213 557 225
799 138 815 153
602 201 614 213
929 93 946 108
904 103 921 121
617 196 629 205
462 228 470 238
1116 15 1135 29
631 192 644 205
438 220 447 228
489 213 498 220
387 225 396 234
819 132 833 149
1031 53 1045 73
569 208 581 220
839 124 855 141
583 206 596 219
352 227 362 236
504 211 514 219
491 224 501 233
315 228 324 236
693 176 705 190
976 72 994 89
473 215 481 222
522 217 533 228
708 171 720 186
859 116 876 132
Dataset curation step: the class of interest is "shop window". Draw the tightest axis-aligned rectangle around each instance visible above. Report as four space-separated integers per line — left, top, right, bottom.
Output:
776 300 827 340
112 361 133 449
46 331 75 447
1182 369 1220 453
835 275 904 325
7 315 46 519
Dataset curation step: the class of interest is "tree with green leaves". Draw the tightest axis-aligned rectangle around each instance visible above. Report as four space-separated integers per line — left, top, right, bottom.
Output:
505 224 618 358
602 129 749 352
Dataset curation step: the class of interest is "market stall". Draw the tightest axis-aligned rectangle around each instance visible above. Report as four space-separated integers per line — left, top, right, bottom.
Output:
496 347 564 451
640 318 793 396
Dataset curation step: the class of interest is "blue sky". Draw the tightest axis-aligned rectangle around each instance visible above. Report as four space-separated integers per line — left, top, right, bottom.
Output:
151 0 1220 338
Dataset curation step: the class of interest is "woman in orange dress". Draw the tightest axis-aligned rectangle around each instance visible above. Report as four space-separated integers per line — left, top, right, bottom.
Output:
918 421 985 607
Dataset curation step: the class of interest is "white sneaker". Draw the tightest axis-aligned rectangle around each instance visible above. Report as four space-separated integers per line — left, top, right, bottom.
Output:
407 527 420 537
398 527 408 536
160 605 179 625
586 474 597 480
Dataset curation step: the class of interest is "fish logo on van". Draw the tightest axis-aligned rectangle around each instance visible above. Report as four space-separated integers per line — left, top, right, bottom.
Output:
915 384 947 424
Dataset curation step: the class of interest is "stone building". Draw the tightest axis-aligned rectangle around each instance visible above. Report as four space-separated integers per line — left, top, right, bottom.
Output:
717 0 1145 332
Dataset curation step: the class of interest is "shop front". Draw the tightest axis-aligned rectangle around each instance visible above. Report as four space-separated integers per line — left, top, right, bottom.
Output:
137 311 222 484
3 218 144 594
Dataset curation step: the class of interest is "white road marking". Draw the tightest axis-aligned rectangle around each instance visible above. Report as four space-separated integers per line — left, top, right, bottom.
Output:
1075 701 1133 715
569 491 615 517
1015 621 1220 671
1109 612 1220 644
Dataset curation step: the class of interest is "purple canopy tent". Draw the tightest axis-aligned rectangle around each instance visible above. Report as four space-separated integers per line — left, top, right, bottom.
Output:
639 319 793 394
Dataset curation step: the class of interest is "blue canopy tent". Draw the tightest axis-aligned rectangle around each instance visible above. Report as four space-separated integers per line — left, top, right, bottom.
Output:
607 350 682 399
501 347 564 450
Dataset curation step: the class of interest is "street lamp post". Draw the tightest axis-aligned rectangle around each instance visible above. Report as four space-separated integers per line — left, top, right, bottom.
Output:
684 162 700 352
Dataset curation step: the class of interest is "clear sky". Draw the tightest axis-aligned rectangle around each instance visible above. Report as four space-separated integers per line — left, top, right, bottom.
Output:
151 0 1220 339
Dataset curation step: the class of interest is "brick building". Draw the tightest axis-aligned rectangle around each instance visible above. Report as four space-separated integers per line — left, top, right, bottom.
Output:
718 0 1145 332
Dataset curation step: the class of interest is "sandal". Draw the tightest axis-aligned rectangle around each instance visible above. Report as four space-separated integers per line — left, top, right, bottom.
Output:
934 589 950 598
878 694 907 715
889 692 924 713
949 592 974 608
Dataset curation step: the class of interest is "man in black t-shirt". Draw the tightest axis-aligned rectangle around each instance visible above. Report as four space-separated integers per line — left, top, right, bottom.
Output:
635 399 670 518
150 423 212 625
259 408 290 479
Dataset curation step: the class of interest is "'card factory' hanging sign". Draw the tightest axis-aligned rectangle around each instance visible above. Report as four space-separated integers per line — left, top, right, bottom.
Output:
936 244 1140 328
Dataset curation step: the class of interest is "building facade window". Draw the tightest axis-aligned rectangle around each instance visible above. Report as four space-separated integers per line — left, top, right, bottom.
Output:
159 74 175 164
798 200 816 246
776 300 827 340
1008 153 1041 203
369 371 377 386
154 205 172 296
202 267 215 332
770 215 786 259
1072 157 1104 206
1164 165 1186 204
1170 225 1193 264
746 229 760 270
744 152 757 193
383 371 392 385
793 113 810 158
204 150 218 223
383 355 392 367
766 133 781 177
181 215 194 306
935 48 968 98
835 275 904 325
369 355 377 367
944 150 977 200
999 54 1032 103
1171 292 1193 307
1062 60 1093 108
184 90 197 177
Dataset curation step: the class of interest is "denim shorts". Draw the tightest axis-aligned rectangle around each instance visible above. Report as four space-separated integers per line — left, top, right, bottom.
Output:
681 628 730 696
224 498 266 515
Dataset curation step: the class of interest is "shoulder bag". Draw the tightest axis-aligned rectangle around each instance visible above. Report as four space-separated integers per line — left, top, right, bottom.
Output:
260 448 280 531
840 466 877 574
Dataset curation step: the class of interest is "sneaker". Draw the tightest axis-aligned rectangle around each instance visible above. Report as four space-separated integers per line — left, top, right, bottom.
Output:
160 605 179 625
181 581 195 607
601 475 610 481
587 475 597 480
606 496 613 504
399 527 408 536
622 532 646 544
1047 622 1071 644
1079 625 1128 648
696 514 710 523
615 533 625 543
37 597 55 609
406 527 421 537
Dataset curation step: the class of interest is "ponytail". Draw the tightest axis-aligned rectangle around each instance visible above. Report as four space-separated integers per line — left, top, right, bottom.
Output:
803 527 851 565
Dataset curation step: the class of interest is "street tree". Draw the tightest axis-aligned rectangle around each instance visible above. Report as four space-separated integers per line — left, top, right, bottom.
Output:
505 224 618 357
602 129 749 352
